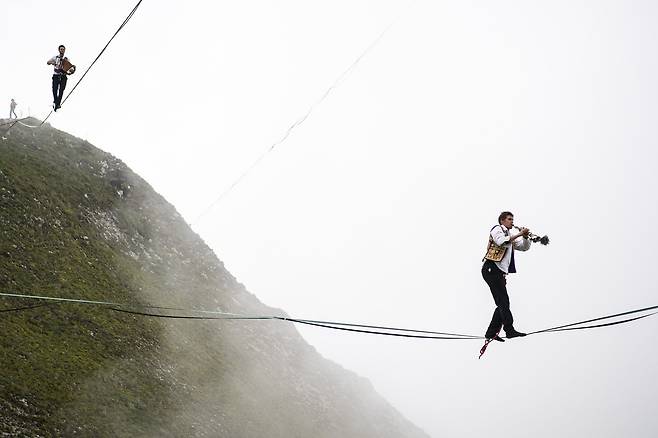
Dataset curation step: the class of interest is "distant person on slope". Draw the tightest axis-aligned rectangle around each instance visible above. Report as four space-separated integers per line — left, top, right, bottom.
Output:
9 99 17 119
47 44 76 111
482 211 532 342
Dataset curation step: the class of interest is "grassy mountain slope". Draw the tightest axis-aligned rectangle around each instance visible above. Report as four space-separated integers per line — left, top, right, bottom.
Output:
0 119 429 438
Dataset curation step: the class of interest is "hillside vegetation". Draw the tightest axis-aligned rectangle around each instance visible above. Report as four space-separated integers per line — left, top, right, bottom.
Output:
0 119 428 438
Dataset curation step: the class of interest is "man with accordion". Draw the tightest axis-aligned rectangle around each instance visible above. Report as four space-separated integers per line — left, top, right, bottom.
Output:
47 44 76 111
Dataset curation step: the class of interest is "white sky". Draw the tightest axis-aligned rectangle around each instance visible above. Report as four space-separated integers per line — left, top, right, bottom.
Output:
3 1 658 436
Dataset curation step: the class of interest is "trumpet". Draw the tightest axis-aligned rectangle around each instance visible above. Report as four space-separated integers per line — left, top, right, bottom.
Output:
513 226 550 245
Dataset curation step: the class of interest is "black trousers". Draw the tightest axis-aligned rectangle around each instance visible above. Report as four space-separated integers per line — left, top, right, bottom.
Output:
482 259 514 338
52 74 67 106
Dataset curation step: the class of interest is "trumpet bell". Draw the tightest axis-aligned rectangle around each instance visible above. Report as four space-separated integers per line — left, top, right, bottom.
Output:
529 235 550 245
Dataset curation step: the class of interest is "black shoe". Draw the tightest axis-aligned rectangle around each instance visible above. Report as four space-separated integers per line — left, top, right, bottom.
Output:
505 329 527 339
492 335 505 342
54 104 61 112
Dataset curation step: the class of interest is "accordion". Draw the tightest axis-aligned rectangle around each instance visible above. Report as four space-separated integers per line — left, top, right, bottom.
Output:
61 58 76 75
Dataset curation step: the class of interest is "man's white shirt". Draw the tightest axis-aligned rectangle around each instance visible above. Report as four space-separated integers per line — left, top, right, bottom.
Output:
49 55 65 74
490 225 531 274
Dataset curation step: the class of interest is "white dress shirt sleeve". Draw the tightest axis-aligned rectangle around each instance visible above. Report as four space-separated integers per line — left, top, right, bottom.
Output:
490 226 510 246
513 236 531 251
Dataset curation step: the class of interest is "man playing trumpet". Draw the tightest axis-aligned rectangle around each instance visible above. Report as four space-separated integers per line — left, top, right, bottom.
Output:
482 211 532 341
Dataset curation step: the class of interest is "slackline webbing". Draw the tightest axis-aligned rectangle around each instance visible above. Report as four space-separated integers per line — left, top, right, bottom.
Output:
478 304 658 358
109 306 273 321
59 0 144 112
0 117 29 128
0 291 479 339
0 303 53 313
529 304 658 334
1 292 656 341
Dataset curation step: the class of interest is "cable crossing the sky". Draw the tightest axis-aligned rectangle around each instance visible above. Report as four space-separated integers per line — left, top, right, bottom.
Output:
192 3 414 224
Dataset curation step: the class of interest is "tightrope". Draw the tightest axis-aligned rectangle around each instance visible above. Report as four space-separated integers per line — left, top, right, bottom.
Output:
1 292 656 343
